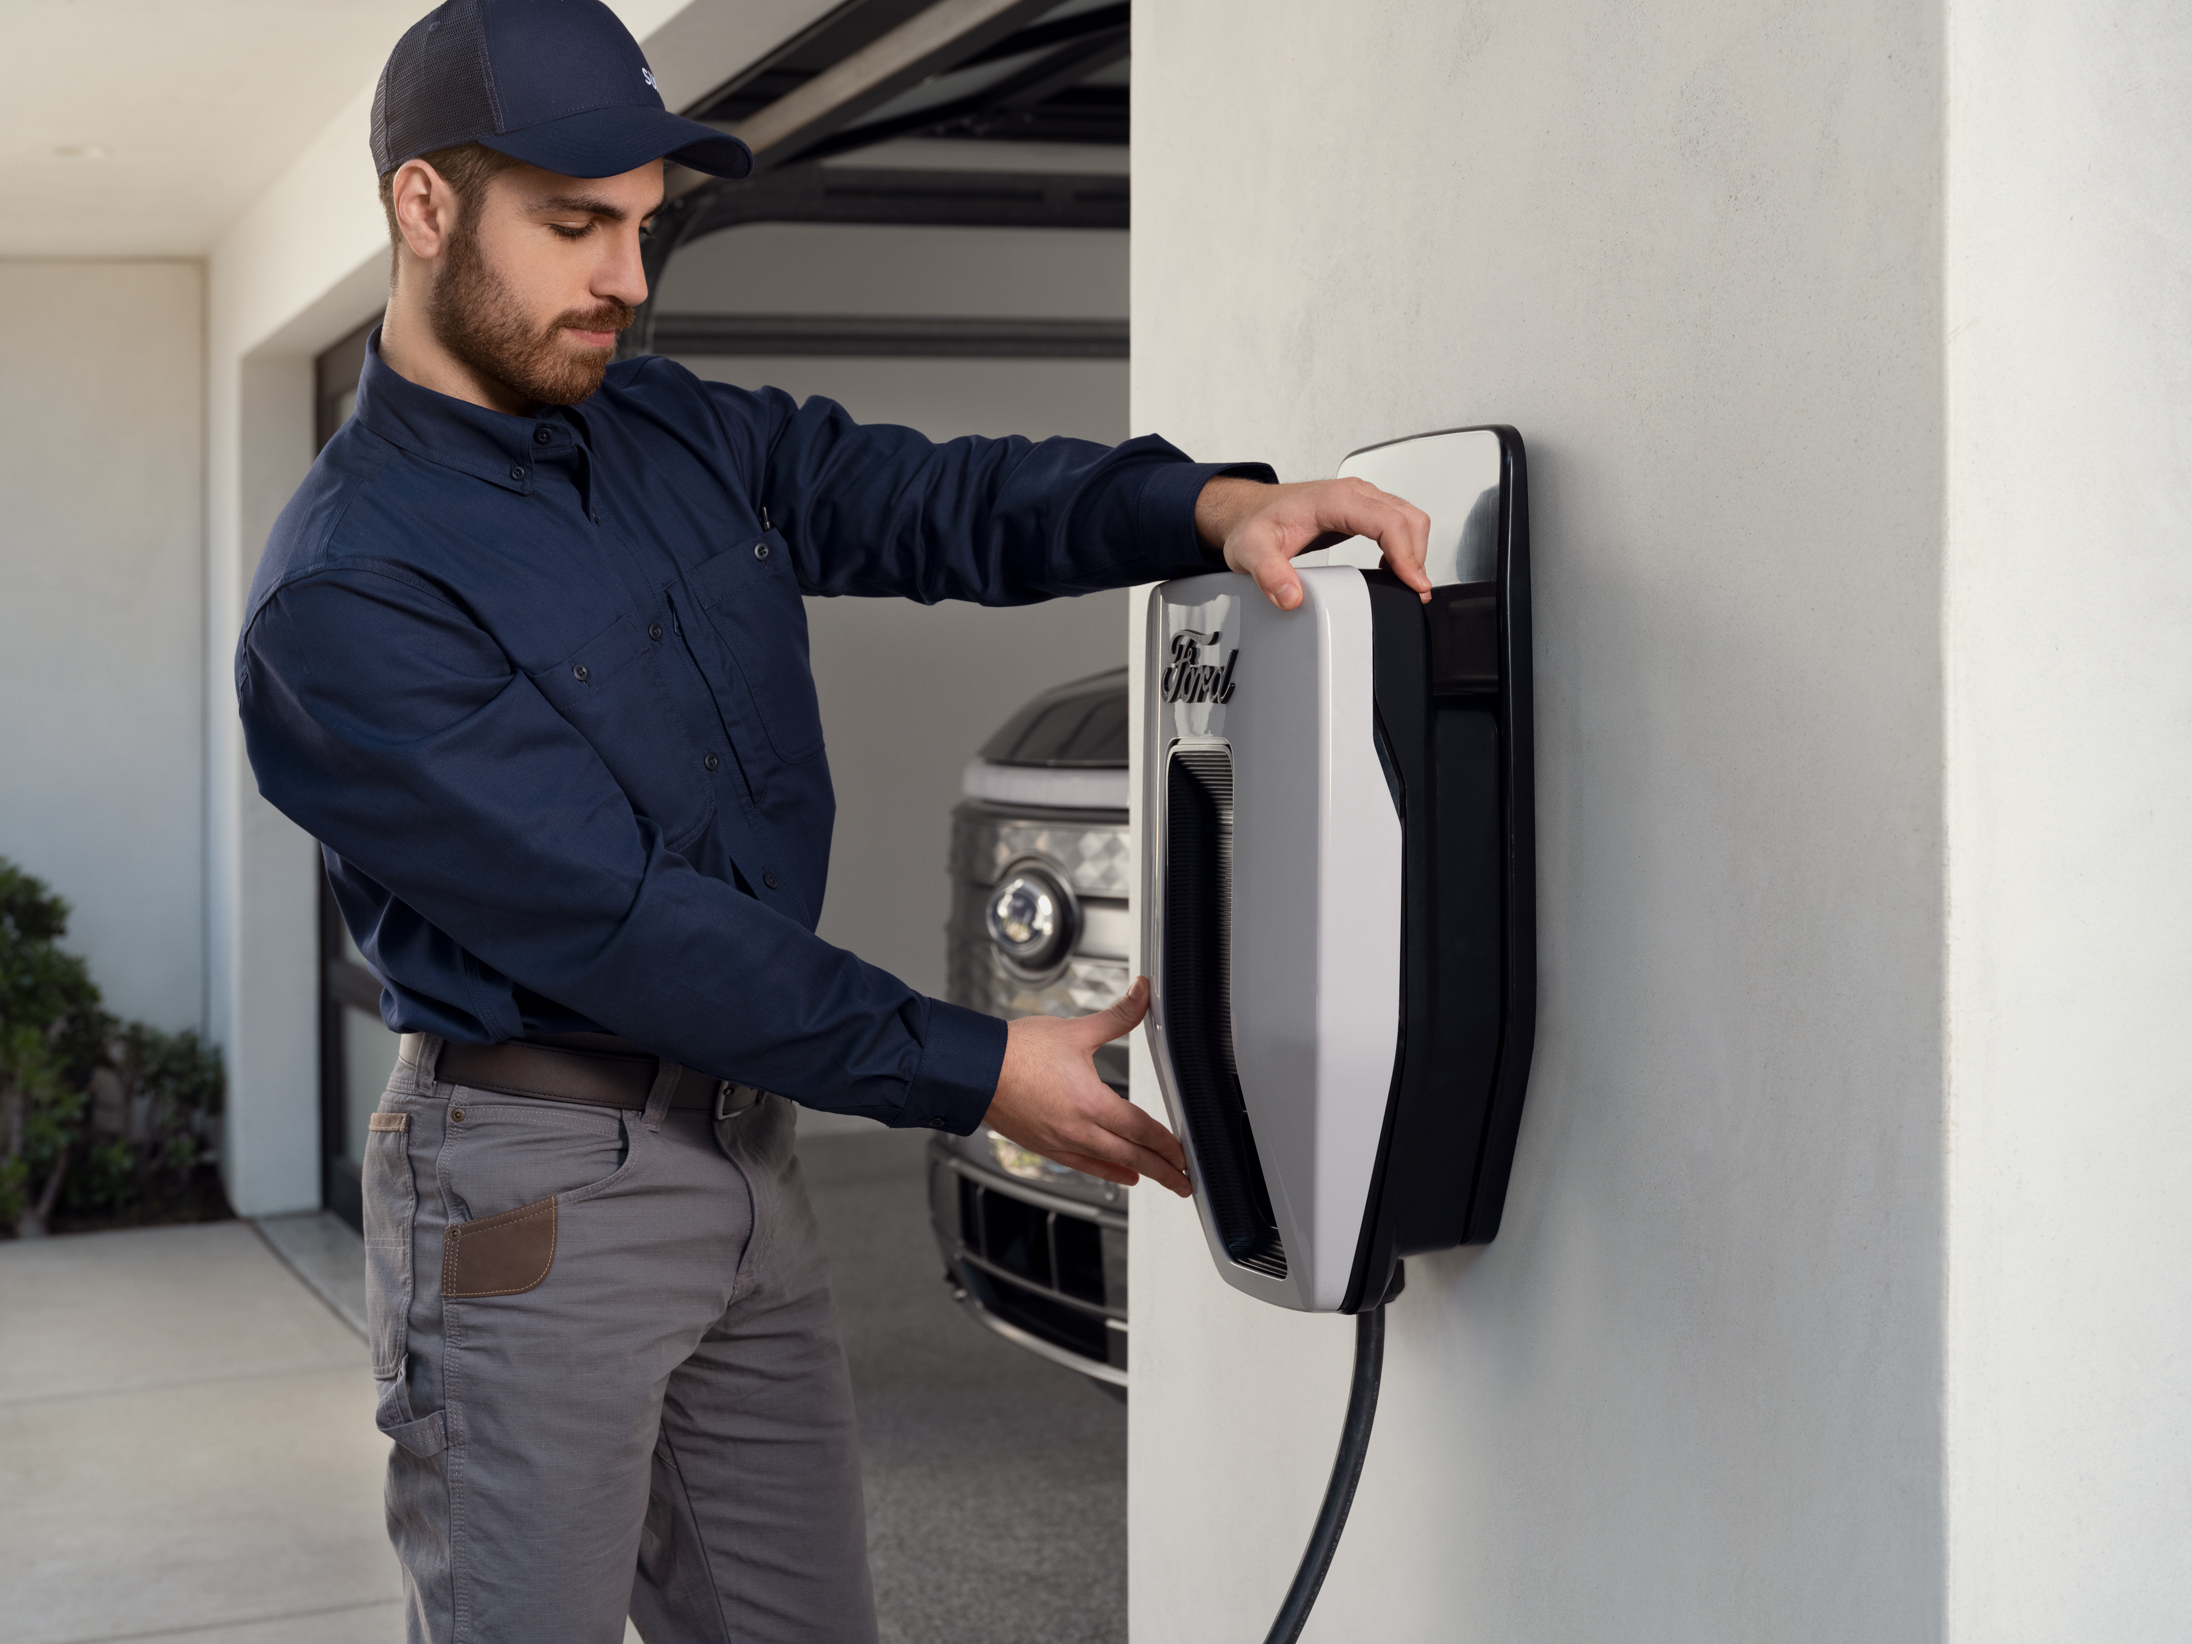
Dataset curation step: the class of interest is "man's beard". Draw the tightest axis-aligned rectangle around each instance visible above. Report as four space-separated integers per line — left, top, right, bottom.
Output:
428 219 633 408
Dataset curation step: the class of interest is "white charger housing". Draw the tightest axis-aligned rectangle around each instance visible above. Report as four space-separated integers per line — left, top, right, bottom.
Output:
1143 570 1402 1310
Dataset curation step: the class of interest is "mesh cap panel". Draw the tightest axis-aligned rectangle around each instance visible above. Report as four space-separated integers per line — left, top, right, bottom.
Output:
371 1 502 176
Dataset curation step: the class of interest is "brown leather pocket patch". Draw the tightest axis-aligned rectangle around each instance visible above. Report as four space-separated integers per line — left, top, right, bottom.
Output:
442 1195 557 1298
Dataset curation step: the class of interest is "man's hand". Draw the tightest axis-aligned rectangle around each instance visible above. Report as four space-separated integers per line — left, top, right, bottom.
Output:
1196 475 1435 611
985 977 1191 1196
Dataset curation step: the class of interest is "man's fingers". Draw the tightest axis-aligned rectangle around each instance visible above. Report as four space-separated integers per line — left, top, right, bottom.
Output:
1108 1096 1186 1171
1254 549 1305 611
1020 1107 1190 1195
1092 1100 1188 1189
988 984 1192 1196
1081 974 1151 1043
1329 481 1433 601
1224 480 1435 609
1376 500 1434 599
1049 1149 1140 1188
1063 1123 1191 1195
1050 1080 1190 1194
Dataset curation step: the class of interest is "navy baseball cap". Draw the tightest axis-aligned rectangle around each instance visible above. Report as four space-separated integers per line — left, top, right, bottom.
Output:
371 0 752 181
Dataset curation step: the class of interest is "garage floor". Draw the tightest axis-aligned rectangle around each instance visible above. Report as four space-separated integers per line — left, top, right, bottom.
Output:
801 1126 1128 1644
0 1120 1126 1644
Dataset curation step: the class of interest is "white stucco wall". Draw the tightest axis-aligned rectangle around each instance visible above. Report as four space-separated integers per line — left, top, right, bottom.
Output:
1127 3 1949 1639
0 261 204 1033
1944 2 2192 1635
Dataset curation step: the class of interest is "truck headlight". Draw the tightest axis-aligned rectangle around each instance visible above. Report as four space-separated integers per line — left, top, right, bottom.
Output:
985 859 1076 974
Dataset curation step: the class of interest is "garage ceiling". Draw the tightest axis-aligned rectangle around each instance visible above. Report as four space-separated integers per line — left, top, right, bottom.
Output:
0 0 431 257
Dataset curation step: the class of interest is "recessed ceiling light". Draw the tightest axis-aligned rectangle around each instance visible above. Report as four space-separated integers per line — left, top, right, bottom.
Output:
52 145 111 159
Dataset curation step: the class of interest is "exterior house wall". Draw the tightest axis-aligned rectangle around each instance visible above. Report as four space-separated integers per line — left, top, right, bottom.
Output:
1943 2 2192 1634
0 260 205 1033
1128 2 2192 1638
1126 2 1950 1638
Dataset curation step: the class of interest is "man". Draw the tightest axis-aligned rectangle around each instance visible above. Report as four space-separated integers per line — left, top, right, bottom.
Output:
239 2 1432 1640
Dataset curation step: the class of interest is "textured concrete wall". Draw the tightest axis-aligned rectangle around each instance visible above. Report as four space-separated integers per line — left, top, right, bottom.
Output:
0 260 205 1033
1126 2 1948 1638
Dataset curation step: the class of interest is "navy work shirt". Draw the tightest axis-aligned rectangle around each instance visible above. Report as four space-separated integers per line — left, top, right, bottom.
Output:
239 334 1264 1134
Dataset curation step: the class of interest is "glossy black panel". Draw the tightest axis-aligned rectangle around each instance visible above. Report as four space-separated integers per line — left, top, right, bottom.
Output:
1163 745 1285 1278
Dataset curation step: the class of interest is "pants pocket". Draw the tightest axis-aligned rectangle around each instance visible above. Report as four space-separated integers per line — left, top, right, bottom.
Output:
442 1194 559 1298
374 1371 448 1458
438 1096 629 1225
361 1109 418 1382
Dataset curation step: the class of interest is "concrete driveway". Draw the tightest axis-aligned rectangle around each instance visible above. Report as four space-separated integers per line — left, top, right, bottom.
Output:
0 1123 1125 1644
0 1219 406 1643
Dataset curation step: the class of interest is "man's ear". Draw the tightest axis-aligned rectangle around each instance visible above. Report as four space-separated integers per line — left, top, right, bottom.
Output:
390 159 457 264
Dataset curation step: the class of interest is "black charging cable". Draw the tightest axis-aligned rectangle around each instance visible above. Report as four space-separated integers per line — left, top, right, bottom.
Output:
1261 1264 1401 1644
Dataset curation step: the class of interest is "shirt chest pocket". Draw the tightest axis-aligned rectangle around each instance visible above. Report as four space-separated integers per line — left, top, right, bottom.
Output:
528 616 715 848
686 533 826 765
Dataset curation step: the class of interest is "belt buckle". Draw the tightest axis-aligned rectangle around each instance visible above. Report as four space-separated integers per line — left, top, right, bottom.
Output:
713 1081 744 1122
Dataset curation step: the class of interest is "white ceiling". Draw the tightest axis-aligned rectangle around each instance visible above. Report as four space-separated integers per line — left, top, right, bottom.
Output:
0 1 431 257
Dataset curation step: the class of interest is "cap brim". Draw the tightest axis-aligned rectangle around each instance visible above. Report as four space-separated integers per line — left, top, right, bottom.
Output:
481 104 753 181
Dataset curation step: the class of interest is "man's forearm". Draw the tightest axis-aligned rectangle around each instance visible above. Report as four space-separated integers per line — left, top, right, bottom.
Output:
1194 473 1276 554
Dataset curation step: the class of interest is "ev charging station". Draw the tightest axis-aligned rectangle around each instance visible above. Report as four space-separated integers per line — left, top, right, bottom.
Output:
1140 426 1535 1639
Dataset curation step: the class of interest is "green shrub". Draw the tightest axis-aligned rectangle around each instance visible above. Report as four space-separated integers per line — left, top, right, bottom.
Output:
0 858 225 1238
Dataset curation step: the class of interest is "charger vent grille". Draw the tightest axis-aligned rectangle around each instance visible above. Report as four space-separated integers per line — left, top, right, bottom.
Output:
1163 745 1286 1280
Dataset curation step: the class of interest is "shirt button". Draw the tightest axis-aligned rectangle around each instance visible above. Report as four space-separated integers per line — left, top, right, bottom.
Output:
763 871 780 890
591 510 601 525
753 542 770 560
534 427 553 445
648 622 663 642
703 752 720 772
572 663 589 682
510 465 526 481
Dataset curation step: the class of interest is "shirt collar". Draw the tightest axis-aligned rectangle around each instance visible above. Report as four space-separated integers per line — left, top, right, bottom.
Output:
352 327 585 496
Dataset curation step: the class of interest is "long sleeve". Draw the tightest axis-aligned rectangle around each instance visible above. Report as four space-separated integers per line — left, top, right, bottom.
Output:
238 565 1004 1131
239 343 1269 1136
704 379 1271 603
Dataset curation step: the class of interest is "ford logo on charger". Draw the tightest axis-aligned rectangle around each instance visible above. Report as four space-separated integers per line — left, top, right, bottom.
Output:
1161 629 1239 704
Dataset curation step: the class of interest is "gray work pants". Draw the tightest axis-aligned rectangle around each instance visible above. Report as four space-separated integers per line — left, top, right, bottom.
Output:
363 1035 879 1644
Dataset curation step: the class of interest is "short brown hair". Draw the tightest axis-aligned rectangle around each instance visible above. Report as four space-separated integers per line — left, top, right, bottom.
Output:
377 142 524 270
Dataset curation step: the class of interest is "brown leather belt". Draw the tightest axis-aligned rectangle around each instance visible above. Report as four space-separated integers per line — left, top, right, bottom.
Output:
414 1032 761 1119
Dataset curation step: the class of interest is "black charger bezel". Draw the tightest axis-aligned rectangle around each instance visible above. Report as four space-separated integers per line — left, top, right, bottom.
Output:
1340 426 1537 1313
